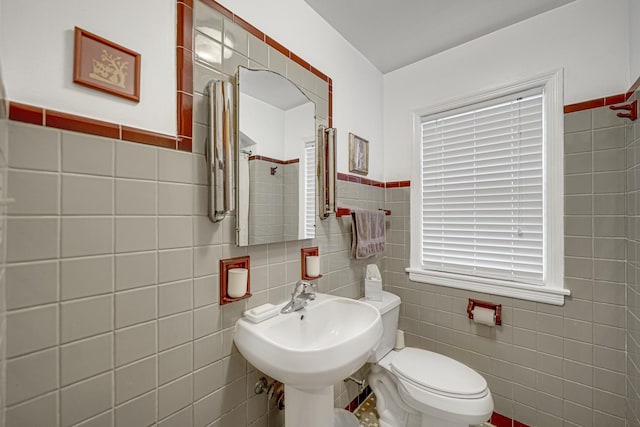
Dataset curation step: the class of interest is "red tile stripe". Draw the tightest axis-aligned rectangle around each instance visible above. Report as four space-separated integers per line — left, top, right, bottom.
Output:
386 180 411 188
248 155 299 165
177 2 193 52
489 411 532 427
122 126 177 149
337 172 385 188
176 0 194 153
564 93 626 113
337 173 412 189
9 101 178 149
46 109 120 139
9 102 44 126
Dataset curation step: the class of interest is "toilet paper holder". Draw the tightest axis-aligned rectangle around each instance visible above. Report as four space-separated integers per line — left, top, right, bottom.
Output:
466 299 502 325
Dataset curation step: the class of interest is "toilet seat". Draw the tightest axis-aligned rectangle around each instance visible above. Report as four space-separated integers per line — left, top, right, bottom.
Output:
389 348 488 399
376 348 494 425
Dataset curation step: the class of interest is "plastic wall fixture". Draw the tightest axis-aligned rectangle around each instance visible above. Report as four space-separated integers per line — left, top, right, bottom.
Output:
207 79 235 222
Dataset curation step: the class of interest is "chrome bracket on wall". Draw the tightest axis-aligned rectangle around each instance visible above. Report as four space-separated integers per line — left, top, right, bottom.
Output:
206 79 235 223
318 125 336 220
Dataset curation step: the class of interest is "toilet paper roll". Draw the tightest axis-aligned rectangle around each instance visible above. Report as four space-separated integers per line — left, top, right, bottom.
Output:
472 306 496 326
395 330 405 350
227 268 248 298
306 256 320 277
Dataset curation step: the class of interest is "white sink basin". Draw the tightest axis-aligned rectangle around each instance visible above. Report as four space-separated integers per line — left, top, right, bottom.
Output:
234 293 383 388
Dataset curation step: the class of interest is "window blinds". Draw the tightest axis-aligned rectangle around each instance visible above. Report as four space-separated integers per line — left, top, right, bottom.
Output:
304 141 316 237
421 89 544 285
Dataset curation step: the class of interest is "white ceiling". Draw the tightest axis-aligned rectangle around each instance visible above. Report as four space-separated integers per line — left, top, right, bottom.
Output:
303 0 576 74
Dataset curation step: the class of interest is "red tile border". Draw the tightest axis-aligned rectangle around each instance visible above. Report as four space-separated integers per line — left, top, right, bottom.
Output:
290 52 311 71
248 155 299 165
177 136 192 152
45 109 120 139
177 47 193 94
385 180 411 188
337 172 385 188
179 0 193 7
199 0 233 20
9 101 177 148
564 93 626 113
9 102 44 126
310 66 328 82
177 92 193 138
265 35 289 57
491 412 513 427
605 93 626 105
564 98 604 114
234 15 264 41
122 125 177 149
177 2 193 52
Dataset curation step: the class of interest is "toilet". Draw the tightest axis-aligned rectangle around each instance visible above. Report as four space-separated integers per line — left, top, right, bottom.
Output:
361 291 494 427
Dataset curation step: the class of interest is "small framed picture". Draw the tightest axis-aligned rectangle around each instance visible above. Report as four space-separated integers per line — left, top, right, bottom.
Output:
349 133 369 175
73 27 141 102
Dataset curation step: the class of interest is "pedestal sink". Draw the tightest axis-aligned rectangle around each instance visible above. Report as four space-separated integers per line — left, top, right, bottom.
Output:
234 293 383 427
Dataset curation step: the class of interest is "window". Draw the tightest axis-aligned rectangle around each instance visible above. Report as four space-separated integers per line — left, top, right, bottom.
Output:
407 70 569 305
303 140 316 238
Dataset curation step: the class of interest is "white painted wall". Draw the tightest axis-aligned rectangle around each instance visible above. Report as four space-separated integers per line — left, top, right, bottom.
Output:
214 0 385 181
383 0 631 181
0 0 176 135
240 93 285 159
631 0 640 81
284 103 315 160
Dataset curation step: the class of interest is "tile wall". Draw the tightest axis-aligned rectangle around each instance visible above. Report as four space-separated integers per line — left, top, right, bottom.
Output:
0 118 8 427
246 160 299 245
3 121 388 426
383 105 629 426
627 88 640 427
248 159 285 245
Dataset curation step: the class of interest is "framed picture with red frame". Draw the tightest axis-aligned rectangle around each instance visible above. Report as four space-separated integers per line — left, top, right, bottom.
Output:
73 27 141 102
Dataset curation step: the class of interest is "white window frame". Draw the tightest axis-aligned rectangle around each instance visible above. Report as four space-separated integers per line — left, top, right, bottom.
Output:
406 69 569 305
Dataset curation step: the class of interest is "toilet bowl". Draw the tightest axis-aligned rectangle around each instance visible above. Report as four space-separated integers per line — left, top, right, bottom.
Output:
361 291 493 427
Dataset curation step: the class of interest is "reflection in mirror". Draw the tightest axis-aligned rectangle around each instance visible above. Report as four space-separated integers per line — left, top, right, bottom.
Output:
236 67 316 246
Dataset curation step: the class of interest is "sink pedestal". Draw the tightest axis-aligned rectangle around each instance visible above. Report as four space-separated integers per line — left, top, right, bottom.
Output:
285 385 333 427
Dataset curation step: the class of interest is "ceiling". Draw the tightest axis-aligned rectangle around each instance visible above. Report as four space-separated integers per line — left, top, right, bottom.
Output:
303 0 576 74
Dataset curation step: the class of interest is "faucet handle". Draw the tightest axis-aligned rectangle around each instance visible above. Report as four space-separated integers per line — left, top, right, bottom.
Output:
299 280 316 300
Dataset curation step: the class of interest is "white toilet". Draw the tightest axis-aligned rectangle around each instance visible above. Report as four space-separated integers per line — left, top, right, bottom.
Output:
361 291 494 427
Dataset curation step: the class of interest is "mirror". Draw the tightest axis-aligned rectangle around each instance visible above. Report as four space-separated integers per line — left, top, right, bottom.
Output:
236 67 317 246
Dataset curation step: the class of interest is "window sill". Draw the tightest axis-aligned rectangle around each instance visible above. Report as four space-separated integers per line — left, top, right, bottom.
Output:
406 268 570 306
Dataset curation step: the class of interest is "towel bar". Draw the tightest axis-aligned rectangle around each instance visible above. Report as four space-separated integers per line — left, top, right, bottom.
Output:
335 207 391 217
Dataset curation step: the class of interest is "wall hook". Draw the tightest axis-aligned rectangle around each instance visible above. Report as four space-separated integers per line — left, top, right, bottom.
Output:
609 99 637 121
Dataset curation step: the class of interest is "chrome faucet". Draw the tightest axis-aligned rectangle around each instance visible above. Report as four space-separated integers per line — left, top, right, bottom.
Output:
280 280 316 313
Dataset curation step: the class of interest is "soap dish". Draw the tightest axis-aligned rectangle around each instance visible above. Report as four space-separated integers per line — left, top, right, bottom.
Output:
243 303 280 323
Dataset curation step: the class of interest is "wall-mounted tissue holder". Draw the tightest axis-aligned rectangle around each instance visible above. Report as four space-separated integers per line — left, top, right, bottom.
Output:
466 299 502 326
301 246 322 280
220 256 251 305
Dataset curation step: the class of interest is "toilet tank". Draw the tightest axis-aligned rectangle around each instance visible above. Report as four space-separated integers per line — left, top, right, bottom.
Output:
360 291 401 363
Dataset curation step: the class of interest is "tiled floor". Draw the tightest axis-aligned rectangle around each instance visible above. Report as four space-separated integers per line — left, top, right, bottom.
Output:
354 394 379 427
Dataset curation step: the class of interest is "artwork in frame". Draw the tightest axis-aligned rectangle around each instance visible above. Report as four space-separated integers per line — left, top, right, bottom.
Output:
349 133 369 175
73 27 141 102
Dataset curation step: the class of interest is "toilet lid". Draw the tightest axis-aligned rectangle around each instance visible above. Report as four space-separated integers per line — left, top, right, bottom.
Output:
390 348 488 398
